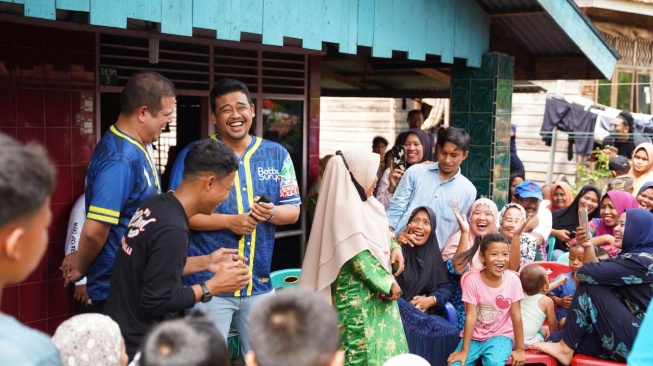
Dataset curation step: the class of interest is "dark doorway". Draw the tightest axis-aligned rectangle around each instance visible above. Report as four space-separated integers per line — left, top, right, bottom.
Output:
160 96 202 190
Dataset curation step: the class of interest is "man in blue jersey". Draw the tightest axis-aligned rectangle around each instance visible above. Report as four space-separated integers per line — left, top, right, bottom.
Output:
61 71 176 313
168 78 301 354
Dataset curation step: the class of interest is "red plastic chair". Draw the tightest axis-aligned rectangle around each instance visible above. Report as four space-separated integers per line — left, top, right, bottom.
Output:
571 354 626 366
521 261 570 282
506 350 557 366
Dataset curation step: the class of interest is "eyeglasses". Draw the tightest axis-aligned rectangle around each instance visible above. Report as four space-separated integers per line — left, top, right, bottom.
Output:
336 150 367 202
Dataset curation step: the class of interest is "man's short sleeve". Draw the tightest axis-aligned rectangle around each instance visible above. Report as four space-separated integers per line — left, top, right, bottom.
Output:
87 161 134 225
167 147 190 191
278 153 301 205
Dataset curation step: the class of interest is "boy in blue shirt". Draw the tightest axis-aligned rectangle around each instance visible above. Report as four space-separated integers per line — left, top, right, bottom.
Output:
0 133 61 364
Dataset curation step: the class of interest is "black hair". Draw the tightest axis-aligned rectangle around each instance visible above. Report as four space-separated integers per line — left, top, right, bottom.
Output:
436 126 471 152
0 133 55 226
119 71 176 117
617 111 634 131
210 78 253 113
509 173 525 197
140 313 229 366
249 288 340 366
407 109 424 120
373 136 389 147
520 265 548 296
594 245 609 258
182 139 238 181
454 233 510 266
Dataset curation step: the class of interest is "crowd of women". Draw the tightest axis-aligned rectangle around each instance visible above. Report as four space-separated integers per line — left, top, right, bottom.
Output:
300 139 653 366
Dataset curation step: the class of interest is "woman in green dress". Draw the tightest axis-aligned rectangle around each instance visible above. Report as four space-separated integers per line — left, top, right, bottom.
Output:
300 149 408 366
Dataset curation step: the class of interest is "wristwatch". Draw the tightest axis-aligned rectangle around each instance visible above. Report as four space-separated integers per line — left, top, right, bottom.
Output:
200 282 212 303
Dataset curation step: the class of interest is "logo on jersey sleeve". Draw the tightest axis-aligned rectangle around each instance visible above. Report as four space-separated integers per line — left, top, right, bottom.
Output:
279 156 299 198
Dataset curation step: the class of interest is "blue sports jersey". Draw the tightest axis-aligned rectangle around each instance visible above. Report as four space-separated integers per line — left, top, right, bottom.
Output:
169 135 301 296
85 125 161 301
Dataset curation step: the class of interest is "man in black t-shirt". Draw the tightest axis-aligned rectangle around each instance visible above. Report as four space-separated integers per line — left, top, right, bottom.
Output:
602 111 636 159
104 139 251 359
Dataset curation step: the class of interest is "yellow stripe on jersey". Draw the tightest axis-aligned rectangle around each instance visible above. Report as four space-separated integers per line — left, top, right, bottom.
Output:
89 205 120 218
109 125 161 193
87 212 119 225
210 134 262 296
243 137 262 296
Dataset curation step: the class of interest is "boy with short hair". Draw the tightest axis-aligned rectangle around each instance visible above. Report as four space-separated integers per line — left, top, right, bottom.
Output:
104 138 251 358
140 314 230 366
0 132 61 364
246 288 344 366
606 155 634 193
520 265 559 347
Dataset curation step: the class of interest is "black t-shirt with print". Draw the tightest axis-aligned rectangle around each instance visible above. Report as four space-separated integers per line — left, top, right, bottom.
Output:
104 192 195 357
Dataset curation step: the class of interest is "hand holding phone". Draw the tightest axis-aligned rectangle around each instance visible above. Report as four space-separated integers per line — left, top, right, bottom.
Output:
391 146 406 171
235 194 273 240
578 207 590 240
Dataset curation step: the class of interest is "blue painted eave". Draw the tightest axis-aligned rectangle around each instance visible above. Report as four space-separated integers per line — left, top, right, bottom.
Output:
537 0 618 79
1 0 492 68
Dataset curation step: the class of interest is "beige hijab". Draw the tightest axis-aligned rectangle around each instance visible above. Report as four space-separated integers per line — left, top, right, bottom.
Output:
299 150 392 302
631 143 653 196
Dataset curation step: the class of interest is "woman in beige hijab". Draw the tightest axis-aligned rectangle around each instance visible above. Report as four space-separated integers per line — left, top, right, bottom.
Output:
300 150 408 366
631 142 653 196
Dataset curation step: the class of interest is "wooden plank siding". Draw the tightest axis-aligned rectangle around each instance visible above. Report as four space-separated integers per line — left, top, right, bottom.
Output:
319 97 397 157
10 0 490 67
511 81 584 185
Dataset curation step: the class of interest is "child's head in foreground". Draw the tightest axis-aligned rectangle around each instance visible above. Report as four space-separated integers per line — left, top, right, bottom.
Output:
0 132 55 286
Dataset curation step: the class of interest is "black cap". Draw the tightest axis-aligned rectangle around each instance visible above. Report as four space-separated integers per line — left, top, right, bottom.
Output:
609 155 631 171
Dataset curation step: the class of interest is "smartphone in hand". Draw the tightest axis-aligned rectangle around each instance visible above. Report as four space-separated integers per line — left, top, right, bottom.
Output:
391 146 406 171
578 207 589 238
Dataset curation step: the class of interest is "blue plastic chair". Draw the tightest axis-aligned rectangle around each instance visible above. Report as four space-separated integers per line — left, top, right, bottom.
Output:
557 252 569 264
547 236 556 261
270 268 301 289
228 268 302 358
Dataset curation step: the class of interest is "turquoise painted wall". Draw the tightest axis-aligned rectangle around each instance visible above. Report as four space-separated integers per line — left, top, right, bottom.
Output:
3 0 490 67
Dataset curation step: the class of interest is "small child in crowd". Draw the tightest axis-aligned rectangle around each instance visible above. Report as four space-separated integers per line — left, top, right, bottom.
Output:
140 313 230 366
548 244 584 326
606 155 634 193
447 234 525 366
519 265 558 348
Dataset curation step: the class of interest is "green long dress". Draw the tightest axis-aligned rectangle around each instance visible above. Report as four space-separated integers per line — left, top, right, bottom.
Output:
332 247 408 366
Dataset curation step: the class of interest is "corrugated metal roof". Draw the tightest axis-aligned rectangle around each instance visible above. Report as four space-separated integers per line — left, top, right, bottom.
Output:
496 14 581 55
477 0 619 57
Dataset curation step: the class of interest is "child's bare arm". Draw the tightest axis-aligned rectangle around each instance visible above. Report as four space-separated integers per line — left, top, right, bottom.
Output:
546 276 568 294
447 302 477 366
510 301 526 364
541 296 558 333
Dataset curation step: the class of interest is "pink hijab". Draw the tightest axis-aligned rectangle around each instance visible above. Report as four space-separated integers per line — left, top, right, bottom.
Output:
595 190 639 236
299 150 392 302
